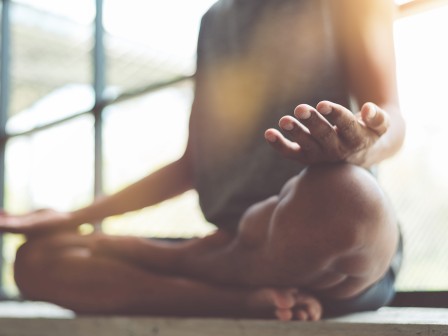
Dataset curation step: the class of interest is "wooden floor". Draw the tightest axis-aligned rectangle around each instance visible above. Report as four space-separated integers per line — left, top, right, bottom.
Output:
0 302 448 336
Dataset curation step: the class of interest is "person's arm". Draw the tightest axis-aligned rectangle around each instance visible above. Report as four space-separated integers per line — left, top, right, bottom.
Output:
331 0 405 166
265 0 405 168
70 152 193 225
0 149 194 234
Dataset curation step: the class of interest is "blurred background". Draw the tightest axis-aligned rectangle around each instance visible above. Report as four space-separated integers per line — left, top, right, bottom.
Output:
0 0 447 297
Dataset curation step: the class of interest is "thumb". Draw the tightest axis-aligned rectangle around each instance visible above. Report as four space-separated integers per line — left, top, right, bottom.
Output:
361 103 389 136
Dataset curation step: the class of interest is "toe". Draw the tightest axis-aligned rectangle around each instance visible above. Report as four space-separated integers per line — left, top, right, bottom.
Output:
276 308 293 321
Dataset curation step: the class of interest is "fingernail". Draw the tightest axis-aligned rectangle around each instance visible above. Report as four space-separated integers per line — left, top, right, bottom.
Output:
298 109 311 119
282 122 294 131
319 105 332 115
367 105 377 119
266 133 276 142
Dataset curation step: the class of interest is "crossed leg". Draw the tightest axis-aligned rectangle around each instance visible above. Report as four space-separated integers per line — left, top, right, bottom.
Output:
14 232 321 320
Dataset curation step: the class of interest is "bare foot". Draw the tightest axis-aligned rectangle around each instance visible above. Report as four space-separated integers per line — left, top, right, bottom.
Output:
288 290 323 321
244 287 294 320
245 288 322 321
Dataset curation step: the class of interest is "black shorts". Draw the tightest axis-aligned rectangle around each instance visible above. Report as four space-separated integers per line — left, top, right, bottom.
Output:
316 231 404 317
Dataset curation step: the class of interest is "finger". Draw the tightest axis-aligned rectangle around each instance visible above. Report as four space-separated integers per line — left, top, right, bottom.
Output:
276 308 293 321
0 216 12 226
265 129 301 159
293 105 339 153
265 129 320 163
316 101 364 149
278 116 321 151
265 128 301 151
0 216 22 233
295 309 309 321
360 102 389 136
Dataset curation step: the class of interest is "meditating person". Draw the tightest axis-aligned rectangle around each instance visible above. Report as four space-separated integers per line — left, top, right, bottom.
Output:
88 162 402 320
0 0 405 320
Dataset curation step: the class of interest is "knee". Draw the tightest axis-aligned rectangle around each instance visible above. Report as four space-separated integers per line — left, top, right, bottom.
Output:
14 239 51 300
270 163 396 258
306 163 395 237
301 163 394 229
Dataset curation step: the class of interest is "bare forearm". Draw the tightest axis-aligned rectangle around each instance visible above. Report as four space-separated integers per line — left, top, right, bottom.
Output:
364 103 406 167
70 155 193 225
332 0 405 166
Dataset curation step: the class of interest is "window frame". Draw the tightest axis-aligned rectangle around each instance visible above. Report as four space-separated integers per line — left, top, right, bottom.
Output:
0 0 190 298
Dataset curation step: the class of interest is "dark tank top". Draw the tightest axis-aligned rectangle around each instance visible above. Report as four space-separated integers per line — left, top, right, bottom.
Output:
190 0 350 231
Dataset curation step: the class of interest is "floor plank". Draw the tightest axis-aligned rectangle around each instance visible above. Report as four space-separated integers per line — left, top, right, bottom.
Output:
0 303 447 336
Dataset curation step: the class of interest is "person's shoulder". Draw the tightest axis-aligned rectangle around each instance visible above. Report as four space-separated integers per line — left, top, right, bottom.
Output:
201 0 227 21
201 0 241 25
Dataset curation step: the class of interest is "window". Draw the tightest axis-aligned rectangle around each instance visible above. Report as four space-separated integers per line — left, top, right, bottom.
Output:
381 1 448 290
0 0 216 297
